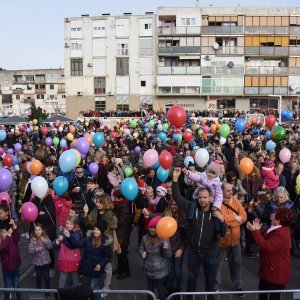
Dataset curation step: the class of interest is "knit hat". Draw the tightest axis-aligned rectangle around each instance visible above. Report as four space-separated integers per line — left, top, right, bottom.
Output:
148 216 161 228
94 220 107 233
207 160 221 176
262 160 274 168
156 184 167 197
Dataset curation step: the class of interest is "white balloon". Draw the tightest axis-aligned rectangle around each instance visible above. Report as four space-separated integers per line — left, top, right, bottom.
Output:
220 136 227 145
58 126 63 132
31 176 49 199
195 148 209 168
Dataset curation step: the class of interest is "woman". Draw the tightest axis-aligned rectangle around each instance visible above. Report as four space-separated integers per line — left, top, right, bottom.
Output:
225 171 247 197
247 207 292 300
283 159 299 203
242 166 263 203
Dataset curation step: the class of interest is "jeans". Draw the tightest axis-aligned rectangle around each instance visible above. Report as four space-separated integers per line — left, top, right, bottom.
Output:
103 262 112 288
35 264 50 289
3 268 21 300
58 271 79 288
90 278 101 300
187 248 217 293
117 245 130 275
167 254 184 290
147 277 166 300
214 244 243 290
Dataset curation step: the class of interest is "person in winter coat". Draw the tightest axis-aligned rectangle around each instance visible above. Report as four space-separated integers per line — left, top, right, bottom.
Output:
0 219 21 300
247 207 292 300
53 217 82 288
28 223 52 296
54 192 73 227
261 160 279 191
139 216 172 300
65 220 112 300
107 163 121 196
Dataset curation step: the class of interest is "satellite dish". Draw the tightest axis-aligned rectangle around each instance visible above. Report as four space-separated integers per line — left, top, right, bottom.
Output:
212 42 220 50
289 83 297 90
227 61 234 68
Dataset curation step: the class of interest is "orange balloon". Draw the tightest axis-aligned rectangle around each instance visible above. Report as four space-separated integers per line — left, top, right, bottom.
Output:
211 124 217 132
201 132 208 139
202 118 207 125
247 120 252 126
252 117 257 124
69 125 76 134
85 134 93 144
156 216 177 239
216 123 221 129
71 139 77 148
239 158 254 175
30 160 44 175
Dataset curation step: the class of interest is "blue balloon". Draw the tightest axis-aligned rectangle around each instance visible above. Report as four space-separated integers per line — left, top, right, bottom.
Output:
190 141 196 148
12 155 18 166
157 124 163 131
59 150 77 173
266 140 276 151
93 132 104 147
26 128 31 133
60 139 67 148
53 176 69 196
151 162 160 170
281 110 287 119
157 167 169 182
144 128 149 134
173 134 178 142
286 111 293 121
184 156 195 168
158 132 167 143
121 178 138 201
0 130 6 141
266 130 271 139
144 123 149 128
235 119 246 133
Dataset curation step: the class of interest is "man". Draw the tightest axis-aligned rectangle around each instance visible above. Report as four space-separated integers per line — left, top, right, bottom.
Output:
214 183 247 296
69 165 87 207
145 168 160 193
172 168 227 296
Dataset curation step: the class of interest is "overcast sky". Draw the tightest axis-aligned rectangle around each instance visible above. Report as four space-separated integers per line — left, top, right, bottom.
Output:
0 0 298 70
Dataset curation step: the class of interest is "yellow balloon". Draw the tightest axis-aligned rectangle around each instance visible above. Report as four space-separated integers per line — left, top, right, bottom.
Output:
34 126 39 131
296 174 300 186
133 132 138 138
120 127 124 132
70 149 81 167
67 133 74 141
33 119 38 125
296 184 300 196
196 124 200 129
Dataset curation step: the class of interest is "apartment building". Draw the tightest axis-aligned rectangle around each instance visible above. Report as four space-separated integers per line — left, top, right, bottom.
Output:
64 6 300 118
0 69 66 116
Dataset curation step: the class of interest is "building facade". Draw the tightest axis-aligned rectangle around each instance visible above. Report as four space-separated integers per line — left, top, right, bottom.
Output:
64 6 300 118
0 69 65 116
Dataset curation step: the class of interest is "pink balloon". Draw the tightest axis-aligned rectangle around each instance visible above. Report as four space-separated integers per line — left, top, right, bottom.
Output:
0 192 11 204
22 202 38 222
26 162 32 174
143 149 159 168
202 125 210 134
279 148 291 164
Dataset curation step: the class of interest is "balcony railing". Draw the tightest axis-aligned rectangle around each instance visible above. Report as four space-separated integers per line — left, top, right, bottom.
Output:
157 66 201 75
201 46 244 55
12 89 23 94
35 88 46 94
244 47 289 56
290 27 300 35
201 26 244 35
157 86 201 96
201 85 244 95
158 26 201 35
245 26 289 35
244 87 288 95
201 66 244 75
289 47 300 56
245 66 300 76
23 98 35 104
158 46 201 55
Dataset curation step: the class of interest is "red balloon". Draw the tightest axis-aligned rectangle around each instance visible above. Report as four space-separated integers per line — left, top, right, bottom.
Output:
41 127 48 136
159 151 173 169
266 115 276 129
167 105 187 128
183 130 193 143
111 132 117 139
3 154 13 167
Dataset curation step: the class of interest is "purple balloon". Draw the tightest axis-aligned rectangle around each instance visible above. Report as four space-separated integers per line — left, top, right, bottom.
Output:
0 169 13 191
7 148 14 155
14 143 22 152
80 153 86 159
45 137 52 146
89 162 99 175
135 146 141 154
76 137 90 154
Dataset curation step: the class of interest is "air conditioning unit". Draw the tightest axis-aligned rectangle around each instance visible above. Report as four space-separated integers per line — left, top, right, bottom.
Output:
203 55 211 60
64 43 70 48
87 63 93 67
107 92 113 96
77 91 83 96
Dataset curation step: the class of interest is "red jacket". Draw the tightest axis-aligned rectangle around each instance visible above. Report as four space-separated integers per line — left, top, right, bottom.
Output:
54 197 73 227
252 226 291 285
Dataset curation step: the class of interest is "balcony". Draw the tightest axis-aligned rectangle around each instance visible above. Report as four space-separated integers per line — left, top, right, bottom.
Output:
157 86 201 96
158 46 201 55
35 79 46 84
244 87 288 95
157 66 200 75
245 26 289 35
201 46 244 55
12 88 24 94
201 26 243 35
23 98 35 104
158 26 201 35
201 86 244 95
201 66 244 76
244 47 289 56
245 66 300 76
290 27 300 35
289 47 300 56
35 88 46 94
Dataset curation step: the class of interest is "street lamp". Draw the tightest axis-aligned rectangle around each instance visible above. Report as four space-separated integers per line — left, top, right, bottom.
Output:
269 94 282 124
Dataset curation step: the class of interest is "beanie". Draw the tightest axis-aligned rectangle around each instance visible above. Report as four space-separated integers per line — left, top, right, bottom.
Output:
94 220 108 233
207 160 221 176
156 184 167 197
148 216 161 228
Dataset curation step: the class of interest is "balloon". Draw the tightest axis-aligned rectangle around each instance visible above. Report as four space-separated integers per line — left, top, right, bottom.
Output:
53 137 60 146
271 126 286 142
30 160 44 175
235 119 246 133
195 148 209 168
133 132 138 139
279 148 291 163
41 127 48 136
183 130 193 142
0 192 11 204
76 137 90 154
159 151 173 169
162 123 169 131
202 125 210 134
65 133 73 141
134 146 141 154
184 156 195 168
156 216 177 239
286 111 293 121
45 137 52 146
124 167 133 178
266 130 271 139
3 154 13 168
211 124 217 132
167 105 187 128
93 132 104 147
143 149 159 168
158 132 167 143
14 143 22 152
149 120 155 128
89 162 99 175
266 115 276 129
53 176 69 196
12 155 18 166
281 110 288 120
22 202 38 222
121 178 138 201
219 124 230 138
198 129 203 136
34 126 39 131
151 162 160 170
156 167 169 182
7 148 14 155
69 125 76 134
131 120 137 128
84 134 93 144
220 136 226 145
60 139 67 148
240 158 254 175
33 119 38 125
157 124 163 131
59 150 77 172
0 169 13 191
31 176 48 199
70 149 81 167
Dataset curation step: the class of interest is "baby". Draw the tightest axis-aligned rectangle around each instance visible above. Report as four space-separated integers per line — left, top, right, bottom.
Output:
261 160 279 190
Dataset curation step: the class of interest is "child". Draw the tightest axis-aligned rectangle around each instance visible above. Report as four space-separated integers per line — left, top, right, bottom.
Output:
28 223 53 298
261 160 279 191
53 217 81 288
0 203 10 230
54 192 73 227
182 160 223 209
0 219 21 300
139 216 172 300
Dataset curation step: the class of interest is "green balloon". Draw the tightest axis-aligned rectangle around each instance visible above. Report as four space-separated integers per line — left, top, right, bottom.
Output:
131 120 137 128
198 129 203 136
163 123 169 131
124 167 133 178
149 120 155 128
271 126 286 142
177 134 182 141
53 137 60 146
220 124 230 138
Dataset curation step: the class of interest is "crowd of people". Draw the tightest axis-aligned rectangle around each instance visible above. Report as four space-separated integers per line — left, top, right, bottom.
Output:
0 107 299 300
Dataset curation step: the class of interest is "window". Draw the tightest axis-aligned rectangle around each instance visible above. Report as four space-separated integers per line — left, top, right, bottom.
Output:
71 43 82 51
117 42 129 56
2 95 12 103
116 95 129 111
246 16 289 26
180 17 196 26
245 36 289 47
16 95 20 100
141 81 146 87
245 76 288 87
145 23 152 30
71 59 83 76
36 95 44 99
217 99 236 109
94 77 106 94
94 26 105 31
25 75 34 83
62 95 66 98
140 38 153 56
289 37 300 46
95 96 106 111
35 84 46 90
35 74 46 81
49 84 54 90
250 98 278 112
116 57 129 76
71 27 82 31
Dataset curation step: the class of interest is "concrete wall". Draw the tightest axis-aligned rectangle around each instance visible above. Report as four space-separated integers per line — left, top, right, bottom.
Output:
65 96 94 119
